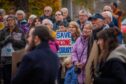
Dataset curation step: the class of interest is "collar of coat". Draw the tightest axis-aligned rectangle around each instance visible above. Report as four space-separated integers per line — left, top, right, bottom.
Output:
107 45 126 63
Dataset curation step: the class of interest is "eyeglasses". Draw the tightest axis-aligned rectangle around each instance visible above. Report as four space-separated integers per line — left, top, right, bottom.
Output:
55 14 62 16
44 10 50 12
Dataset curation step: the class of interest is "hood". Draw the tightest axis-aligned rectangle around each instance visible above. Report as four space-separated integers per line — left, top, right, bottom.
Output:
107 45 126 63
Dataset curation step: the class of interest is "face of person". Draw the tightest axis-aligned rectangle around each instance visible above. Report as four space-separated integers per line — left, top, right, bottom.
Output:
79 12 88 23
55 11 63 21
26 28 36 51
68 24 77 35
7 18 16 27
62 11 68 19
35 19 41 26
92 19 104 29
44 7 52 16
97 38 104 51
82 24 92 37
103 14 111 24
17 13 23 21
59 25 66 32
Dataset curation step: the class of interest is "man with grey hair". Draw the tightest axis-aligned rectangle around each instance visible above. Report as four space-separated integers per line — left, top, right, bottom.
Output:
40 6 55 23
103 5 118 27
101 11 115 28
60 7 71 22
77 9 90 31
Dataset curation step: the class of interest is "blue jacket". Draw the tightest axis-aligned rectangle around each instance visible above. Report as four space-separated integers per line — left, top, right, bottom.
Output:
64 66 78 84
12 42 59 84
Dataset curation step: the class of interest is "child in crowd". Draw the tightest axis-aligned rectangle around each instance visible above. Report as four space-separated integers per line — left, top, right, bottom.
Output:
64 56 78 84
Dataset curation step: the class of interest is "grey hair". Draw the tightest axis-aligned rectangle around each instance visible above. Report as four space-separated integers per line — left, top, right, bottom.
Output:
61 8 68 13
15 10 26 18
42 19 53 28
29 14 37 20
79 9 91 17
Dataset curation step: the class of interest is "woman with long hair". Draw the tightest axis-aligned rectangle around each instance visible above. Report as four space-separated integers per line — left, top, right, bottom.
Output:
67 21 81 44
93 28 126 84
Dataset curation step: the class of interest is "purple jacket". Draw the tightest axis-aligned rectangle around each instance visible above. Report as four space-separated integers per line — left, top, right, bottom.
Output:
72 36 88 65
71 36 89 84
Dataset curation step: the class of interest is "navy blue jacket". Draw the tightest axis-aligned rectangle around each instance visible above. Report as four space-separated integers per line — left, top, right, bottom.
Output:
12 42 59 84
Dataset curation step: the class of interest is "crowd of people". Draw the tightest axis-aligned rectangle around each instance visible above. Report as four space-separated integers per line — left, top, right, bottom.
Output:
0 1 126 84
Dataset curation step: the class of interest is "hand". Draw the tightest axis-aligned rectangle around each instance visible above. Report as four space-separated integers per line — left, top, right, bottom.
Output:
4 35 13 44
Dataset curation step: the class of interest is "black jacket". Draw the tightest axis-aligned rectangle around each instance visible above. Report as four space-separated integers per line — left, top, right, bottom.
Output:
94 46 126 84
0 26 26 50
12 42 59 84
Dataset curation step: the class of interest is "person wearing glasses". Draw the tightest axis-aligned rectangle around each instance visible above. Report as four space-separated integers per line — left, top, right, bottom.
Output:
40 6 55 23
53 11 68 31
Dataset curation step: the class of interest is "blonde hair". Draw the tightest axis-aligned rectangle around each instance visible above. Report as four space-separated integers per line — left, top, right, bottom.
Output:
69 21 81 39
64 56 72 66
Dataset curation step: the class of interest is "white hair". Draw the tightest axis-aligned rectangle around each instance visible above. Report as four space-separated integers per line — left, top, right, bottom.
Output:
102 11 113 21
44 6 53 12
29 14 37 20
42 19 53 28
79 9 91 17
15 10 26 18
61 8 68 13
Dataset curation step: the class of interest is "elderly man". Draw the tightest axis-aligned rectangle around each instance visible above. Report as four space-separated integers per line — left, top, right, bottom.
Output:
77 9 90 31
40 6 55 23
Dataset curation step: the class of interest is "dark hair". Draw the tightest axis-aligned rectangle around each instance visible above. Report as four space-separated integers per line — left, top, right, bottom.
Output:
32 24 54 42
97 28 119 50
97 28 120 62
112 2 118 8
31 17 41 28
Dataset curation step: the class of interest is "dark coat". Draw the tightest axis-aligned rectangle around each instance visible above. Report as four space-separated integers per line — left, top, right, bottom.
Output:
0 26 26 50
94 46 126 84
12 42 59 84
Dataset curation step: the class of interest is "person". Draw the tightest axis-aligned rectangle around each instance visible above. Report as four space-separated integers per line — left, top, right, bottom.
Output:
31 17 41 27
42 19 56 39
93 28 126 84
56 22 67 32
53 11 68 31
67 21 81 44
28 14 37 28
71 23 93 84
0 15 26 84
40 6 55 23
11 25 59 84
15 10 29 33
60 8 71 22
111 2 123 29
64 56 78 84
102 5 118 27
42 19 59 53
77 9 90 31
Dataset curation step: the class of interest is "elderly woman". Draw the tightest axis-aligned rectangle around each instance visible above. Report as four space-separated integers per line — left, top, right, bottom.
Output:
42 19 59 53
15 10 29 33
67 21 81 44
42 19 56 39
72 23 93 84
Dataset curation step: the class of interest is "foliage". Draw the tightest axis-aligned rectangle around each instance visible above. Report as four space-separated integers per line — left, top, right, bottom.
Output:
0 0 61 16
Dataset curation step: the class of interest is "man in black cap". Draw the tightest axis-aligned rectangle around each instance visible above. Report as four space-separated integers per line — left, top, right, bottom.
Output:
88 13 107 57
